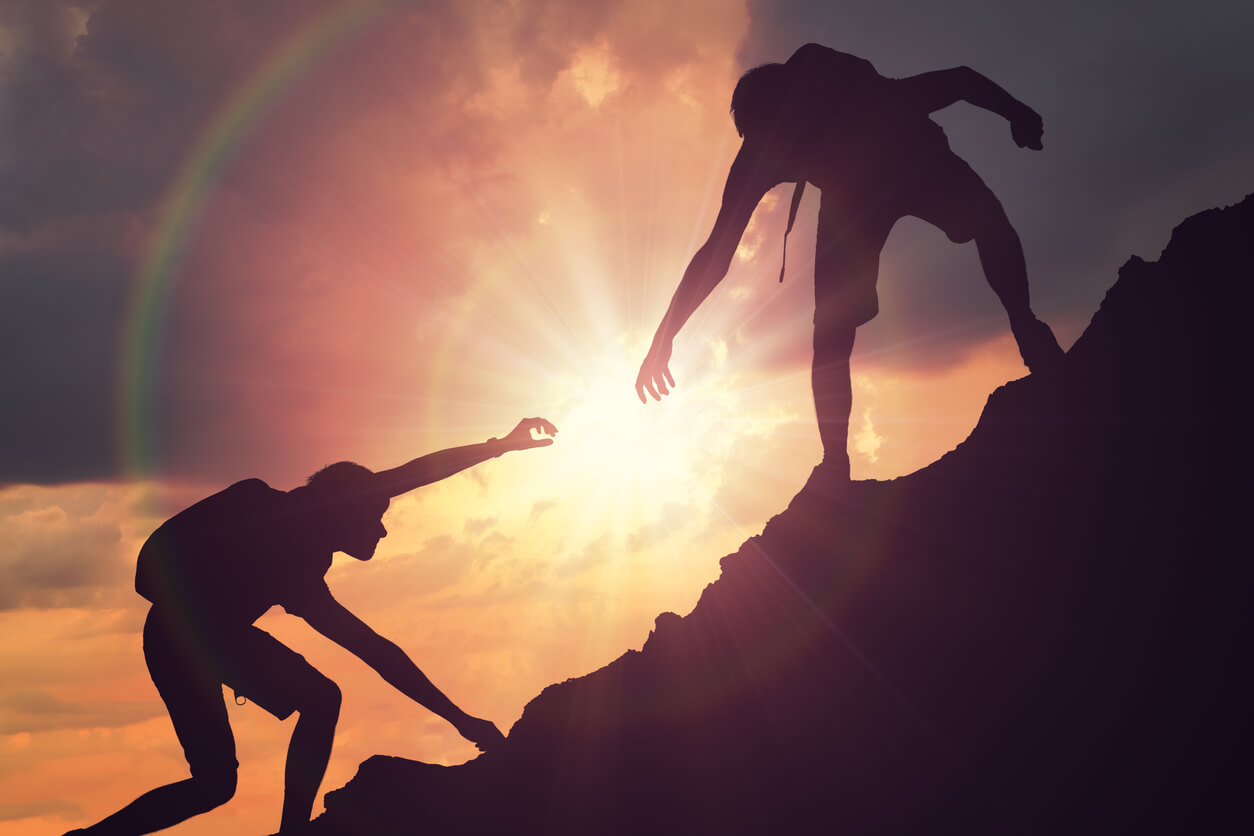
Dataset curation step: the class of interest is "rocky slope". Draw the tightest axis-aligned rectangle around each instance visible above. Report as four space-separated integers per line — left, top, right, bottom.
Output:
308 194 1252 834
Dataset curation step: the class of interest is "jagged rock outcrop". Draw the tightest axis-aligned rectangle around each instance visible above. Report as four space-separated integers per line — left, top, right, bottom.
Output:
309 195 1252 834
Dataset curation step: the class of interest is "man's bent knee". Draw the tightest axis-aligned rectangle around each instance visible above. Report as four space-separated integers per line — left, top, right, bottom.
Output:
813 321 858 363
190 763 237 810
934 184 1011 244
966 198 1017 243
301 674 341 718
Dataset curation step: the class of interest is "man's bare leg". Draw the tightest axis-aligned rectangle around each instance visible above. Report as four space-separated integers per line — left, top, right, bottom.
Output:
278 679 341 833
974 213 1064 373
69 612 240 835
65 771 236 835
811 201 889 480
812 322 857 479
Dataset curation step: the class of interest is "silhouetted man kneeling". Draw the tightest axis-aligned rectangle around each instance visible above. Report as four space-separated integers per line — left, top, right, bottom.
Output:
637 43 1064 477
69 418 557 836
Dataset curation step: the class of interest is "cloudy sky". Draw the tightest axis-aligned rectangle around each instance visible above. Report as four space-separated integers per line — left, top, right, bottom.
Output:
2 0 1251 832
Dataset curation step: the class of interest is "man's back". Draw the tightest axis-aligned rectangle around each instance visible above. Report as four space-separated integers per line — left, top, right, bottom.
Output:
755 44 947 189
135 479 331 626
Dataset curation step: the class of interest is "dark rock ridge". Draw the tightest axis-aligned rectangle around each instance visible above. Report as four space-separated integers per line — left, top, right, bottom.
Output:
309 195 1252 834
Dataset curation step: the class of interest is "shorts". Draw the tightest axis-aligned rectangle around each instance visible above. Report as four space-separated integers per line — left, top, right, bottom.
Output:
143 607 328 777
813 145 1004 328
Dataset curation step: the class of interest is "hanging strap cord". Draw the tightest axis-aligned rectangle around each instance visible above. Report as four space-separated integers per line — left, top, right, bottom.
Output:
779 180 806 283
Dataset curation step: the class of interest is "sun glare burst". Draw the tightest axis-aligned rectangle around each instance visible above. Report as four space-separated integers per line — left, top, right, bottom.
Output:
543 348 732 538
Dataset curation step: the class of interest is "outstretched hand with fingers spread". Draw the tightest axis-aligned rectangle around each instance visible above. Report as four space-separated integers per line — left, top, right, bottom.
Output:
499 417 558 450
636 339 675 403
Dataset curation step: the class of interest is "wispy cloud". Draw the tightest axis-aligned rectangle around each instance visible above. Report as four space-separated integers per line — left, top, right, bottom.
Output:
853 407 883 463
0 799 84 824
528 497 558 522
0 485 141 611
0 691 161 735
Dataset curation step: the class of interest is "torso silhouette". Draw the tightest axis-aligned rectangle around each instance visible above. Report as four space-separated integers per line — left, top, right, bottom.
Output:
749 44 947 194
731 43 987 327
135 479 332 628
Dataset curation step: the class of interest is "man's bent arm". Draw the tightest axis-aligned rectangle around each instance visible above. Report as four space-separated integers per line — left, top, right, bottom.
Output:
637 146 772 401
896 67 1042 148
374 418 557 497
303 593 505 749
646 240 732 355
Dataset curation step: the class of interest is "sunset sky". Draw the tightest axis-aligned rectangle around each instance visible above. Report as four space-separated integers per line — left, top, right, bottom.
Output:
2 1 1252 833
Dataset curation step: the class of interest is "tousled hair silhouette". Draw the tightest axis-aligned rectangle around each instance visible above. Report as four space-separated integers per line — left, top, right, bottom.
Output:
730 62 786 138
306 461 375 495
302 461 386 512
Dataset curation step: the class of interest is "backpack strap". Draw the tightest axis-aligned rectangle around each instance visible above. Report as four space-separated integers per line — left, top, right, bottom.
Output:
779 180 805 282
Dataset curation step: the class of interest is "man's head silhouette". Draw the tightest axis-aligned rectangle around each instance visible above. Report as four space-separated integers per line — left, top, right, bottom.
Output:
730 62 787 138
304 461 389 560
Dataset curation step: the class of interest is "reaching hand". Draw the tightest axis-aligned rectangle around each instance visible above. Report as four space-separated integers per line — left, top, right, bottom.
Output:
636 339 675 403
456 715 507 753
1010 104 1044 150
500 417 558 451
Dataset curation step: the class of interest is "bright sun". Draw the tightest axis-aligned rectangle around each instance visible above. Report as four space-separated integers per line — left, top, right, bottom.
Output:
543 348 731 528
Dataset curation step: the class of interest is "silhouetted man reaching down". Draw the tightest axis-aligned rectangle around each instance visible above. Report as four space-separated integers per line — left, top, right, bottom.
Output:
70 418 557 836
636 44 1064 478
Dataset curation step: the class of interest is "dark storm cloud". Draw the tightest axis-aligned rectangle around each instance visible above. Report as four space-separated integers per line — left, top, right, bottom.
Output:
0 0 339 483
736 0 1254 367
0 0 324 230
1 0 482 486
0 250 129 483
0 0 626 485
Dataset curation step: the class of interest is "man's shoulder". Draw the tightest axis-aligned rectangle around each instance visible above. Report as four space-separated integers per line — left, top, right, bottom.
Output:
135 478 287 602
223 477 279 498
198 478 285 514
148 478 284 540
788 43 845 62
786 43 880 79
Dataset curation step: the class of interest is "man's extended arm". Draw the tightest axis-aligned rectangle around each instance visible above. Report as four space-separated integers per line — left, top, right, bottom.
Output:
636 147 774 402
895 67 1044 149
374 417 557 497
303 593 506 751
